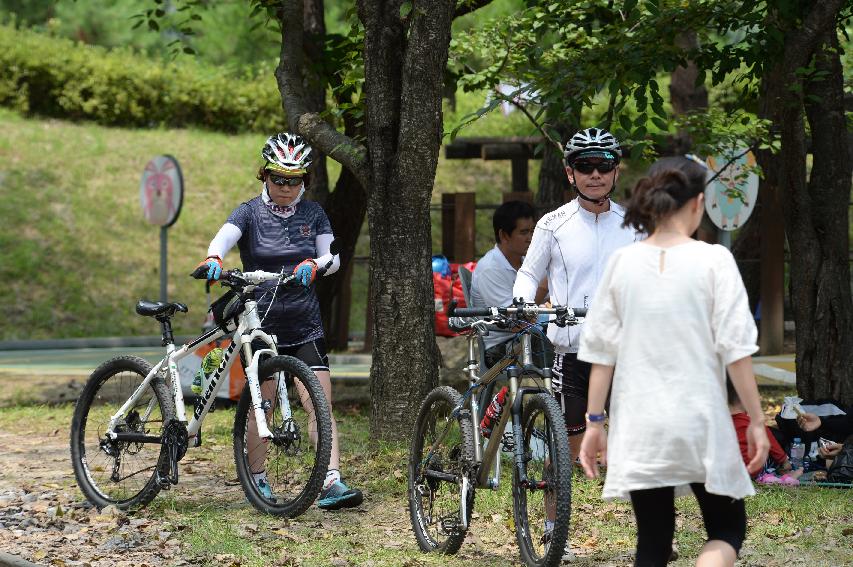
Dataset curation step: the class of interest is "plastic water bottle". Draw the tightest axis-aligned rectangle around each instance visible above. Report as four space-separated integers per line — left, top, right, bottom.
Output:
191 347 223 395
790 437 805 470
480 386 509 438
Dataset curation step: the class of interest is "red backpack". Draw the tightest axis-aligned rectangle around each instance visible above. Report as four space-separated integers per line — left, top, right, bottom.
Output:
433 260 476 337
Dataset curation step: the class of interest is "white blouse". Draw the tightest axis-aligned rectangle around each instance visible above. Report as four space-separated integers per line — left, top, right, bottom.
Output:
578 241 758 501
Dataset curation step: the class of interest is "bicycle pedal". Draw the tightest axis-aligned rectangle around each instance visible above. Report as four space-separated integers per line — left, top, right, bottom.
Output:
156 472 172 489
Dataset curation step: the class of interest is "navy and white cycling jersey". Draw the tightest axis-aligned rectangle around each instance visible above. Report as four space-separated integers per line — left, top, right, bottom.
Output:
209 194 336 348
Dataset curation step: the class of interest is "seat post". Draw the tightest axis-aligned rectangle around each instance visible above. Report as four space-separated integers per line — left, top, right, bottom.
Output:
157 316 175 346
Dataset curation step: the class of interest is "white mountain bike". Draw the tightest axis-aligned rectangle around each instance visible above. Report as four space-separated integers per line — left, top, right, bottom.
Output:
70 251 338 517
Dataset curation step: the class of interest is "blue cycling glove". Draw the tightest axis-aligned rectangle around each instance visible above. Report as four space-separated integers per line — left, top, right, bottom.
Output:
294 259 318 287
196 256 222 281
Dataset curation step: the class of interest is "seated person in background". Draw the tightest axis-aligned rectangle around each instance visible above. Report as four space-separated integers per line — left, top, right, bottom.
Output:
470 200 546 367
727 377 802 484
795 407 853 444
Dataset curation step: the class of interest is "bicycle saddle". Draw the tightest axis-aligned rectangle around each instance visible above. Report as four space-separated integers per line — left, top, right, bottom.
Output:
135 300 189 318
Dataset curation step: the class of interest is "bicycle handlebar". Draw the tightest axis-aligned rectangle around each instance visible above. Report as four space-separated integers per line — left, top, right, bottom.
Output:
190 256 337 289
450 304 587 319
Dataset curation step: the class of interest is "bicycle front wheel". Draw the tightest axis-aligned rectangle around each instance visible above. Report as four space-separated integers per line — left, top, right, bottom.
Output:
233 355 332 517
512 392 571 567
70 356 174 510
408 386 475 555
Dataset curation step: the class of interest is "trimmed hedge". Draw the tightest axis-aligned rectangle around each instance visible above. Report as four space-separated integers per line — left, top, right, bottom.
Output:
0 24 287 133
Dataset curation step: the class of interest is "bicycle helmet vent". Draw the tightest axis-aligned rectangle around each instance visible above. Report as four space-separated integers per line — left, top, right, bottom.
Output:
564 128 622 163
262 132 313 174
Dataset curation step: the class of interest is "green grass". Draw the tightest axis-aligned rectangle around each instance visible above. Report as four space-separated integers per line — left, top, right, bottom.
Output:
0 105 544 342
1 398 849 566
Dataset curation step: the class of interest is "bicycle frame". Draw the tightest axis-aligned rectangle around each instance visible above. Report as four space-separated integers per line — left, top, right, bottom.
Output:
464 329 553 489
105 295 284 446
418 319 565 532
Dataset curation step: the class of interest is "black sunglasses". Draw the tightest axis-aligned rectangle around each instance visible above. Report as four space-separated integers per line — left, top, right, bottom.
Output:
268 173 304 187
572 160 618 174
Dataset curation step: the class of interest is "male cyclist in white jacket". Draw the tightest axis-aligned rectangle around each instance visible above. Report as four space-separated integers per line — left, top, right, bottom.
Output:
512 128 641 462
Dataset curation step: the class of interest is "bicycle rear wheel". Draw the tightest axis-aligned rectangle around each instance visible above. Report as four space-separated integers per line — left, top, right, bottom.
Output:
512 392 571 567
70 356 174 510
408 386 475 554
233 355 331 517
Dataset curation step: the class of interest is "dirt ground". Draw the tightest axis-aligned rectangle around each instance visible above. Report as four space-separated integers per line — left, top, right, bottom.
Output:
0 373 511 567
0 420 520 567
0 424 200 567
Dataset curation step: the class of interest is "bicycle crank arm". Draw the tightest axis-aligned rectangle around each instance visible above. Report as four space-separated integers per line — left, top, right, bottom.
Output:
110 432 162 444
520 478 548 491
423 469 459 483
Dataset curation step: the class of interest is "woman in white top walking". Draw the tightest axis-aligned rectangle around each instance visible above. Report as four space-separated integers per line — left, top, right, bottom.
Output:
577 162 769 567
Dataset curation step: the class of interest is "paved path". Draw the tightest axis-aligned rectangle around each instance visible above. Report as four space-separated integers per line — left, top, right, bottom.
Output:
752 354 796 386
0 346 794 386
0 347 370 380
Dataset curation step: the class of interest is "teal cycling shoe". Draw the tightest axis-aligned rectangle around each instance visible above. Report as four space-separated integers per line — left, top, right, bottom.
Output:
317 480 363 510
256 477 274 500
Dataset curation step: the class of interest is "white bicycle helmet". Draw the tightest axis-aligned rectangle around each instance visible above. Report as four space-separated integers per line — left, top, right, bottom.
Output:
563 127 622 164
262 132 313 174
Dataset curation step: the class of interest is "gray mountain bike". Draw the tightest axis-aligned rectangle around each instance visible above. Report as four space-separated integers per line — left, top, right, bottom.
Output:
408 302 586 567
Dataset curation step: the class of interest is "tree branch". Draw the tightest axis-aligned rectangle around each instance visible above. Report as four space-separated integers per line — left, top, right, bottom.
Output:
454 0 494 19
492 87 563 154
276 1 370 188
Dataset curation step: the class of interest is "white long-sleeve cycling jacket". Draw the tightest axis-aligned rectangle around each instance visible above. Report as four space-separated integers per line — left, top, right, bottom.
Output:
512 199 641 353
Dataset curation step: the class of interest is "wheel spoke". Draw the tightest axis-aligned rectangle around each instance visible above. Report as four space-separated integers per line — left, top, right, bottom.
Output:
408 386 474 555
71 357 170 510
234 356 331 517
512 392 571 566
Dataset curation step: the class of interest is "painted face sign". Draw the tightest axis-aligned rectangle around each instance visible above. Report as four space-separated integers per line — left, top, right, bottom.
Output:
140 155 184 227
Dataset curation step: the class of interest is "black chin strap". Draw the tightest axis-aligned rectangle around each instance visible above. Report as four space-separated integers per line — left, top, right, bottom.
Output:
572 180 617 207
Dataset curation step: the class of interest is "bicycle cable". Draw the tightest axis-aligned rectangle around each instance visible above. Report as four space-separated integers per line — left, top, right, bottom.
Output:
259 271 285 323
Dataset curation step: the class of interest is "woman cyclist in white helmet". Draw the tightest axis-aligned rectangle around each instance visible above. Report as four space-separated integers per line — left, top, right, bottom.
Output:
197 132 363 510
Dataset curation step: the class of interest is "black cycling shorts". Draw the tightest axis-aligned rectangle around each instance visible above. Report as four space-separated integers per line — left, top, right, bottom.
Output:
278 338 330 373
552 352 592 437
252 337 330 373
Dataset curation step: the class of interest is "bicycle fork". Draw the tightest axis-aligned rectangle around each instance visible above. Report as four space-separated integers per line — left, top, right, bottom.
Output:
242 341 279 440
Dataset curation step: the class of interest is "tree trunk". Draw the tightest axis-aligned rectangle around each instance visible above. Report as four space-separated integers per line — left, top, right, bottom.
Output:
758 1 852 406
800 32 853 404
668 31 708 155
359 0 454 440
316 164 367 350
536 121 574 215
303 0 330 205
283 0 369 351
730 197 762 314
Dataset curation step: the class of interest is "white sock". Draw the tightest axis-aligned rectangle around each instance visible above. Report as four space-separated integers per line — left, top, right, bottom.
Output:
324 469 341 490
252 470 267 485
544 519 555 532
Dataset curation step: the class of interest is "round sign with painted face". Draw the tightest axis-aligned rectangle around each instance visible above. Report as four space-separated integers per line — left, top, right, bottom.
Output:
705 151 758 231
140 155 183 227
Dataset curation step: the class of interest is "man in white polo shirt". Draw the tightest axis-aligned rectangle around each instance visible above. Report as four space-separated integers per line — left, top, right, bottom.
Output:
471 200 546 367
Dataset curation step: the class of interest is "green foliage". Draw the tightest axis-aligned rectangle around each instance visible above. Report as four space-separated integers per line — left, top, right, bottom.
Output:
449 1 786 162
675 108 778 156
0 23 285 133
0 0 282 67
